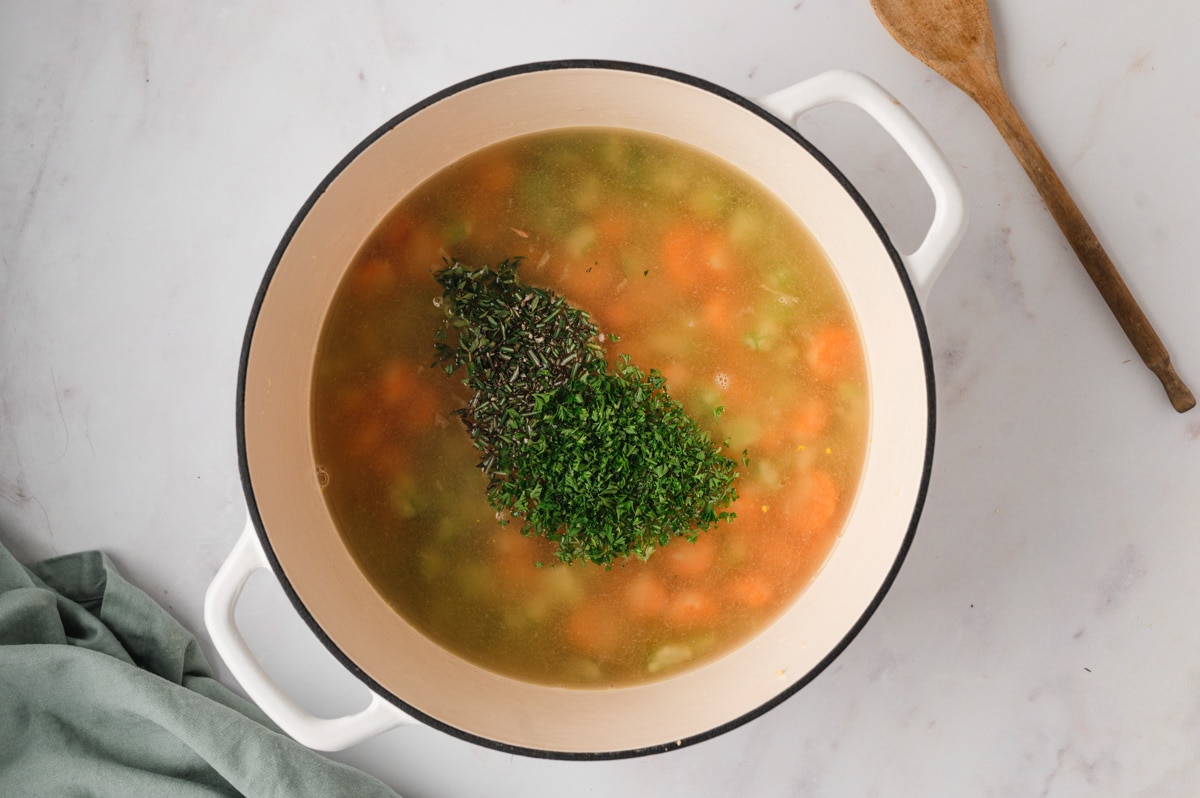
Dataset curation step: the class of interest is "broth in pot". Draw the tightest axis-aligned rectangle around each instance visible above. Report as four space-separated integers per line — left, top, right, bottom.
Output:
311 128 868 687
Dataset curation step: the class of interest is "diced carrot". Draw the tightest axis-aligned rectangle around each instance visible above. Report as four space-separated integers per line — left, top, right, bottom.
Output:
736 493 803 577
348 414 385 457
476 155 516 193
666 590 718 628
805 325 861 382
378 361 439 424
793 469 840 533
379 361 416 405
564 601 622 658
703 293 733 334
492 530 541 587
660 361 690 393
660 533 718 581
593 209 632 247
347 255 395 296
659 222 728 288
727 574 773 608
624 573 669 619
791 396 830 439
403 226 445 271
598 298 630 331
557 261 618 308
373 213 416 253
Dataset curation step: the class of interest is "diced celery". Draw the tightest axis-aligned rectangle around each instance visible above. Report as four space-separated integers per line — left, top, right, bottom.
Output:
564 224 597 258
454 561 495 600
442 218 471 246
687 182 726 219
724 414 763 450
728 206 764 245
389 478 424 519
417 548 445 581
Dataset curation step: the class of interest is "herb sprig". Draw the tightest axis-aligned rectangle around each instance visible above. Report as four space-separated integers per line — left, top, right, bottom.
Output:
433 258 740 566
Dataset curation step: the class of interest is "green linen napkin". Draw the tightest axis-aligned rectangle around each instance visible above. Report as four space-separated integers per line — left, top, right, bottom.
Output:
0 537 401 797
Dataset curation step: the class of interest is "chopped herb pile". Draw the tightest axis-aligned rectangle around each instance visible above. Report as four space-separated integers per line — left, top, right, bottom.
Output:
433 258 740 566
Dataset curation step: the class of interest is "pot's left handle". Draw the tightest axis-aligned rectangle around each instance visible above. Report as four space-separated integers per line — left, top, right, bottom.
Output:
758 70 967 306
204 518 417 751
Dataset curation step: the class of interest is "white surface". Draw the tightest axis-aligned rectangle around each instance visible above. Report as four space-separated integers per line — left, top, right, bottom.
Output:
2 1 1199 795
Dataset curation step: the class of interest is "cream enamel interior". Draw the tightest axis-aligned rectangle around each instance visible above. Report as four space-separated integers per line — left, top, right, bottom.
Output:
242 66 929 754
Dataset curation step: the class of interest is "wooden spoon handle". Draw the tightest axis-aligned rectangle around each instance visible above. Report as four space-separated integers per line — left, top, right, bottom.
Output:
982 89 1195 412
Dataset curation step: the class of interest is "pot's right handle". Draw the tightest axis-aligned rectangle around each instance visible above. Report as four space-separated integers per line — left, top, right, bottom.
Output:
204 518 417 751
758 70 967 306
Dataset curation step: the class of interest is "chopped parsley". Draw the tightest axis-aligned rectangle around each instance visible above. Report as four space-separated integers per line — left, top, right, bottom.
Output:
433 258 740 566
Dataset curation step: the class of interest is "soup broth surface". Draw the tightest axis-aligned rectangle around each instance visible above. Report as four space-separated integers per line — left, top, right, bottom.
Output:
311 128 868 686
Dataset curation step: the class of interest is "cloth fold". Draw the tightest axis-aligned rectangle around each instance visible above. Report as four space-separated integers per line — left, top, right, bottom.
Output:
0 539 400 798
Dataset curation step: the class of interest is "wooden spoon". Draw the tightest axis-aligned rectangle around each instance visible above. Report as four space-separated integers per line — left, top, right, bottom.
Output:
869 0 1195 412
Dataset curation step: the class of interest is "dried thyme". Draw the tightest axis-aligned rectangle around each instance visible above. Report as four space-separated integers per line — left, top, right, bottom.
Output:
433 258 740 566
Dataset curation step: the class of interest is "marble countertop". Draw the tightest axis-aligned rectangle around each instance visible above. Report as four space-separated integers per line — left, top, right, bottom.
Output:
4 1 1199 795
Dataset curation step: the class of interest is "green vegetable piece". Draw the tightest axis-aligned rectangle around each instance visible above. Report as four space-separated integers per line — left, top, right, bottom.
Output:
433 258 739 566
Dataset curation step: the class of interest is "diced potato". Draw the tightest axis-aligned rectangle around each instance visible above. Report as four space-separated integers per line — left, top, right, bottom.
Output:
648 643 694 673
573 174 603 211
727 206 764 245
540 564 586 605
565 657 605 683
652 165 690 196
418 548 445 581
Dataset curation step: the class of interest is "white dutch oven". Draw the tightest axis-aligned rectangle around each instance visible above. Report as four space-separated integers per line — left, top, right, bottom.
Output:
205 61 965 758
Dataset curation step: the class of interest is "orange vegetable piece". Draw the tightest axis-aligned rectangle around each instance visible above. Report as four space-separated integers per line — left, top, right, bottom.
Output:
794 469 840 533
557 261 618 309
347 414 385 458
660 533 718 581
347 255 395 296
379 361 416 405
378 360 438 423
666 590 718 628
702 293 733 334
402 226 445 271
373 213 415 253
564 602 622 658
593 209 632 247
791 396 830 439
624 573 669 619
659 222 728 288
805 325 861 381
493 531 541 588
727 574 772 608
476 155 516 193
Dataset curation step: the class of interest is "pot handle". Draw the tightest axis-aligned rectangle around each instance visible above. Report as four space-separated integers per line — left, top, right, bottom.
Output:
204 518 417 751
758 70 967 305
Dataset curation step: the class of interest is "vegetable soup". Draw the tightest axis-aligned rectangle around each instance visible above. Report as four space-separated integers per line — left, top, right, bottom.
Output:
311 128 868 687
